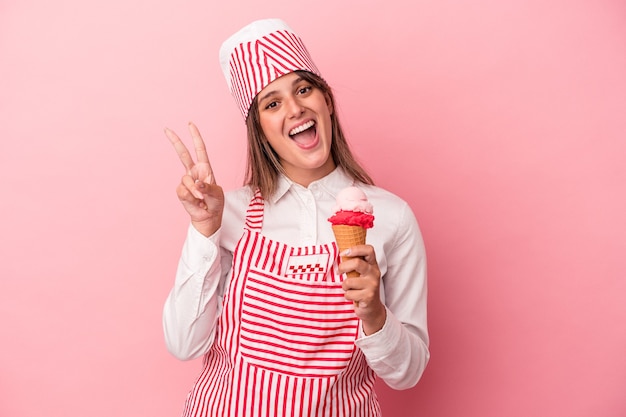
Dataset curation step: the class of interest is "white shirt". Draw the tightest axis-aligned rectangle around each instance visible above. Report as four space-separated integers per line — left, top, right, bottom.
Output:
163 168 430 389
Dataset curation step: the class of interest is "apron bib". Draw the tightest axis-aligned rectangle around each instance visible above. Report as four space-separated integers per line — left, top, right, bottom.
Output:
182 191 380 417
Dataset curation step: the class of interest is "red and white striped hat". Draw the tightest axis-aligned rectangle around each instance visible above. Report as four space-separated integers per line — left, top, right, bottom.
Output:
219 19 321 119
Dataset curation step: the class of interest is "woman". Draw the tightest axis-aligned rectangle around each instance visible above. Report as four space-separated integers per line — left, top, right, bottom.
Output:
163 18 429 417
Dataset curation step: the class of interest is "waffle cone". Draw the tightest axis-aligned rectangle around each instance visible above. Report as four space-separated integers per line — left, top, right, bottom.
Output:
332 224 367 278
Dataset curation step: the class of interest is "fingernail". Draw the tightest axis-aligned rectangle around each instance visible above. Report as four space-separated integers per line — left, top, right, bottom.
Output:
340 249 350 256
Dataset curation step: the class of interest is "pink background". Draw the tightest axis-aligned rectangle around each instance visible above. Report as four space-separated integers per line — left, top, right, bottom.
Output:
1 0 624 416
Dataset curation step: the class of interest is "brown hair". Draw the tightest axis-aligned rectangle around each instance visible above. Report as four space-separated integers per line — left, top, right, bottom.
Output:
244 71 374 198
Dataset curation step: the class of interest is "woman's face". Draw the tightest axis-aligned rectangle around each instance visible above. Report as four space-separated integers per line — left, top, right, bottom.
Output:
257 72 335 186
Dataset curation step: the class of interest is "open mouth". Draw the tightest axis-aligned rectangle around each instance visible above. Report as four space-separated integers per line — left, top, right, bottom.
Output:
288 120 318 147
289 120 315 136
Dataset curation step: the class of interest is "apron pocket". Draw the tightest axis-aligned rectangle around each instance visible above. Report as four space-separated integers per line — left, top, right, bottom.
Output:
239 268 359 378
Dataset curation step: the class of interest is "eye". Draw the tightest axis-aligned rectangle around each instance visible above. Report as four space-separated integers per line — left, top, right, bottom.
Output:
297 85 312 95
264 101 278 110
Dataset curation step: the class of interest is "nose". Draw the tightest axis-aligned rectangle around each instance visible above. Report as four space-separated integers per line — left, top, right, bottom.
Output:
285 97 304 118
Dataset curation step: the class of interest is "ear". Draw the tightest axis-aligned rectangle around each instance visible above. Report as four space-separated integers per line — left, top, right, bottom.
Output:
324 93 334 115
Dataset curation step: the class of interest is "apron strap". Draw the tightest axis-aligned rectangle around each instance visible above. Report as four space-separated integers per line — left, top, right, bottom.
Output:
244 189 264 232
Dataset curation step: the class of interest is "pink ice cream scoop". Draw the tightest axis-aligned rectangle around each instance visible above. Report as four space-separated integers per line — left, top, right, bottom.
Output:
328 187 375 229
331 186 374 214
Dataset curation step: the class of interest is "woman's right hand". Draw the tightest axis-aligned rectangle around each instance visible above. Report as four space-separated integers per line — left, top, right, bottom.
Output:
165 122 225 237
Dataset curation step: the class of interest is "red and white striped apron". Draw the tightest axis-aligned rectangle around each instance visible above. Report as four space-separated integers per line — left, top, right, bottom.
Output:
182 191 381 417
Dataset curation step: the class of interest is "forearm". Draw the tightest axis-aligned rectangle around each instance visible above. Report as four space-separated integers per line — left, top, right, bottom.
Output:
356 201 430 389
356 308 430 389
162 224 225 360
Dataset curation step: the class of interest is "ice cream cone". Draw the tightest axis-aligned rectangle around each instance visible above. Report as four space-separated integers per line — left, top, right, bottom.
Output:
332 224 367 278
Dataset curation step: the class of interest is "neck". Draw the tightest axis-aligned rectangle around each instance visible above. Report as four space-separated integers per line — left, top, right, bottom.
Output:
283 160 336 188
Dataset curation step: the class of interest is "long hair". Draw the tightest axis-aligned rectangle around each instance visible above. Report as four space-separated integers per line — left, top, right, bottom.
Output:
244 71 374 198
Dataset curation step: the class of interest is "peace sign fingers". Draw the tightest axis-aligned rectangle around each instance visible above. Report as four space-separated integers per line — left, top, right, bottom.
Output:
187 122 216 185
165 126 194 171
165 122 216 182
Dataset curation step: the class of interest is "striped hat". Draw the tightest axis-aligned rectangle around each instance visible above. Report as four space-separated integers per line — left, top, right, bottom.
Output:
219 19 321 119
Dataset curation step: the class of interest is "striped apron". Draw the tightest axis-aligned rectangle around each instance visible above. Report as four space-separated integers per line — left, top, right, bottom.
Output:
182 191 381 417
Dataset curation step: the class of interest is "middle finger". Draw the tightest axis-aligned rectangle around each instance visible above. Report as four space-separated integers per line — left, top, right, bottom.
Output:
188 122 216 184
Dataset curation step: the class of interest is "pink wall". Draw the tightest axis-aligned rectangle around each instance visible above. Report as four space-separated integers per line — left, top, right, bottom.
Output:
1 1 624 416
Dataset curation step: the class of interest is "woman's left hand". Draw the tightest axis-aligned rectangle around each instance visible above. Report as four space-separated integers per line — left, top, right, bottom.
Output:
339 245 387 335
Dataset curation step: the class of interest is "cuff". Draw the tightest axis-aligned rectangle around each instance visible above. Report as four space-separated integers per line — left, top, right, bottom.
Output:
354 307 403 359
179 223 221 275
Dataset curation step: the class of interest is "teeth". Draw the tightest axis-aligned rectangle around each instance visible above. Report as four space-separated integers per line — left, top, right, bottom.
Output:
289 120 315 136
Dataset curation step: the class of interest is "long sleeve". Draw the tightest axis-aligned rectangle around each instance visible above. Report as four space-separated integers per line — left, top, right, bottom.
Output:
162 224 230 360
355 200 430 389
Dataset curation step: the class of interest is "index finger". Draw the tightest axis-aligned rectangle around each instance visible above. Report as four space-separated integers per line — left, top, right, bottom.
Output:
188 122 216 184
164 127 195 173
341 245 375 262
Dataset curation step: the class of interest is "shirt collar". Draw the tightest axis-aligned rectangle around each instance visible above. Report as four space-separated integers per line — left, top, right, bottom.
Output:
269 167 355 204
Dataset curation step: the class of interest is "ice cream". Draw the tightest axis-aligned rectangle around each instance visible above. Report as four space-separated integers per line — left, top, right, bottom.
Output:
328 187 375 277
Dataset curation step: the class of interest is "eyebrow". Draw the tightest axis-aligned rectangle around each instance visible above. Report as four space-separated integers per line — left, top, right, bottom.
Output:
258 76 305 103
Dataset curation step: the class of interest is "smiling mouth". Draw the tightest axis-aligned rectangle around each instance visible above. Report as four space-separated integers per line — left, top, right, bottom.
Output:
289 120 315 136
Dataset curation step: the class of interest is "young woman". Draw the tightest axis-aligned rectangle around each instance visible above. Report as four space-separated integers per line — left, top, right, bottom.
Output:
163 18 429 417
